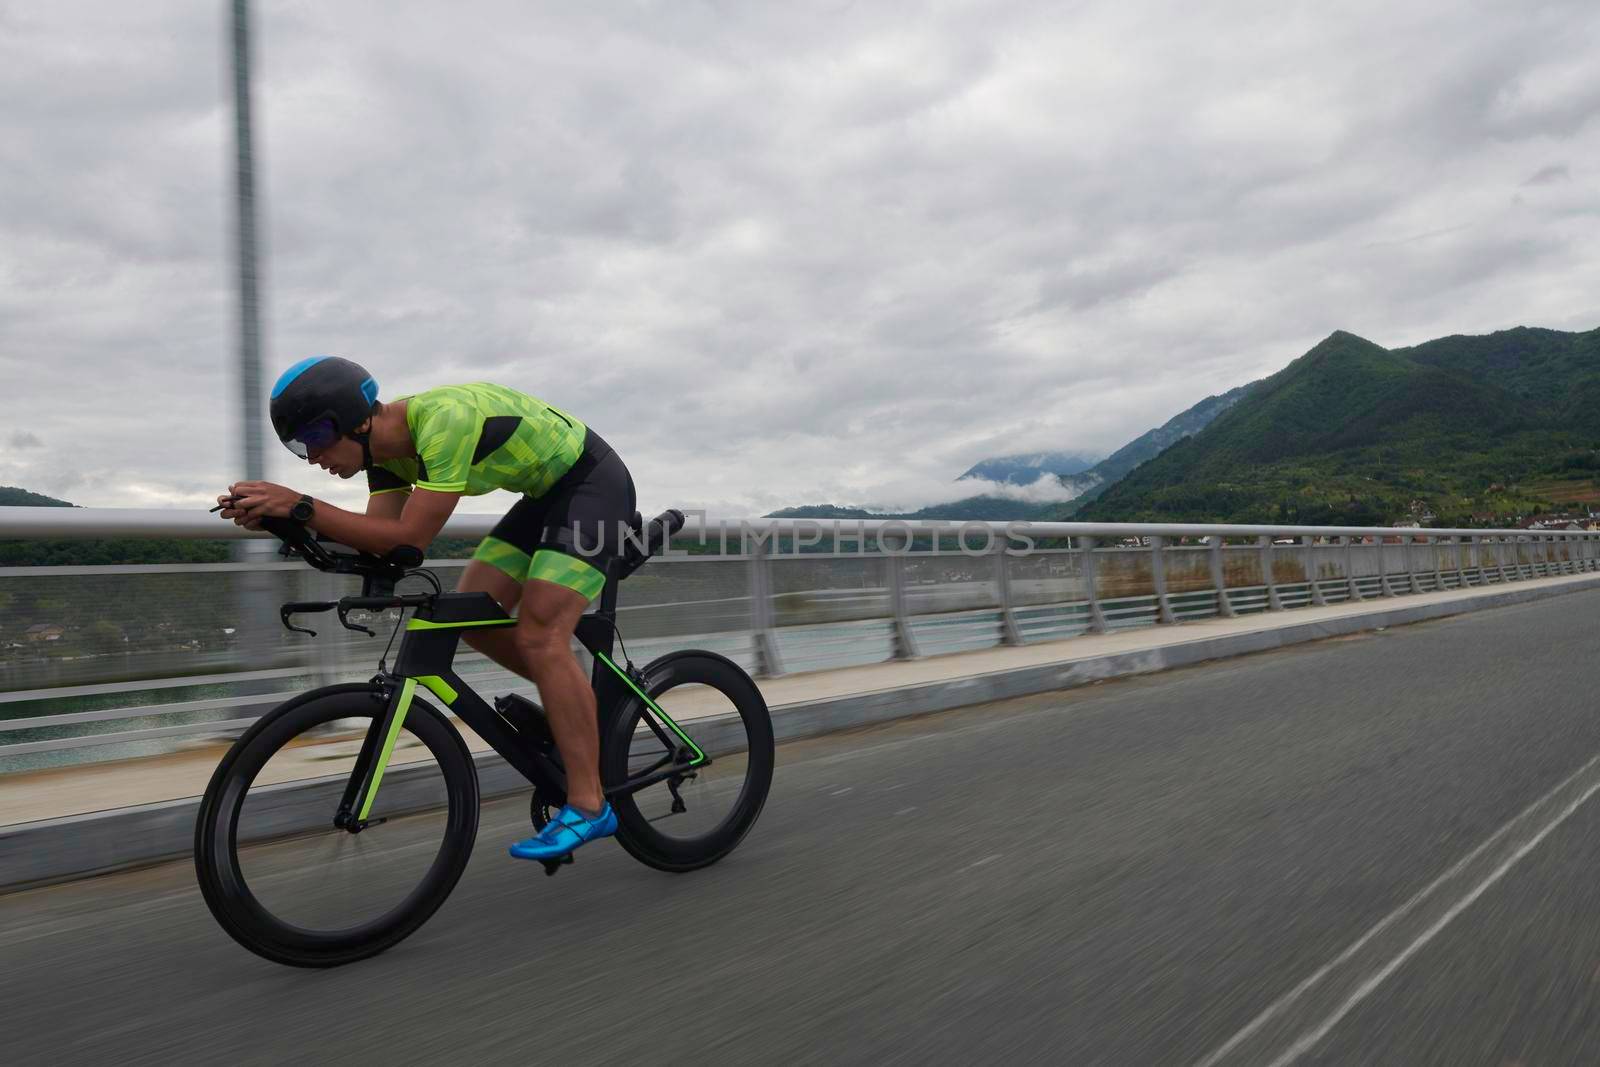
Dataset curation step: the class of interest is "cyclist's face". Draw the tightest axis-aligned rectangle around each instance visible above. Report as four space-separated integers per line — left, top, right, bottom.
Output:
307 435 363 478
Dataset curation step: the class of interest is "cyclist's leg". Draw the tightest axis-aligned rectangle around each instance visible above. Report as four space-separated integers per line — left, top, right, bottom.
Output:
515 579 598 809
459 495 548 674
457 562 530 675
514 438 636 817
457 492 611 817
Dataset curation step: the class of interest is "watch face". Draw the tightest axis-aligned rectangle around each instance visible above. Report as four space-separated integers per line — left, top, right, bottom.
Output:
291 498 313 522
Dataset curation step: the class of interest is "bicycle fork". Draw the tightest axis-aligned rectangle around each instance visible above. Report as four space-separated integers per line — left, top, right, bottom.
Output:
334 677 416 832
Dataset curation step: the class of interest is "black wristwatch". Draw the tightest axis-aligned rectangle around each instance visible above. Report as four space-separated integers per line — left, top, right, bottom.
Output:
289 494 315 524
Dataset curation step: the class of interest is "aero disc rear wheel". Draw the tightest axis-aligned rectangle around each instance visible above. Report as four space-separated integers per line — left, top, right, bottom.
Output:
194 685 479 968
603 652 773 872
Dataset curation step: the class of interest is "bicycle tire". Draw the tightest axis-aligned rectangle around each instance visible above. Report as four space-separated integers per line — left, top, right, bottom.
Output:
603 651 774 872
194 684 479 968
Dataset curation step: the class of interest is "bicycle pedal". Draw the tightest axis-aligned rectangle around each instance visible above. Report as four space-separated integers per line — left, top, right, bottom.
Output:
540 855 574 877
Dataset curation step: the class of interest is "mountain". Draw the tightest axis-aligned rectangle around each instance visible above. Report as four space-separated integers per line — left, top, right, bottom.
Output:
767 495 1054 522
0 486 234 566
768 378 1261 521
1399 326 1600 418
1045 381 1259 514
958 451 1100 486
0 486 73 507
959 386 1259 504
1077 327 1600 525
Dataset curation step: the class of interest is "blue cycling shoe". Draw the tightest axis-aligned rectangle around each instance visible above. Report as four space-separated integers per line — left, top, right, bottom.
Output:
509 802 618 861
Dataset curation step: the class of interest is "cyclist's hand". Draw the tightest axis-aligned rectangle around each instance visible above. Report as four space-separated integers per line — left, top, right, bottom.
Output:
226 481 298 529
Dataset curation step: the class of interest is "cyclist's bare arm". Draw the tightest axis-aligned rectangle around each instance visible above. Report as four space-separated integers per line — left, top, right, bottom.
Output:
311 487 460 556
366 490 408 520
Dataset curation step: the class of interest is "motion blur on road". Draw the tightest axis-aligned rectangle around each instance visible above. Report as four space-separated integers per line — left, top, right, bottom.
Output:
7 594 1600 1064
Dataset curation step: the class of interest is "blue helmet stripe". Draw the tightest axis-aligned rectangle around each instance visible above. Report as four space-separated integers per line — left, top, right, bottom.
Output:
270 355 329 399
360 376 379 405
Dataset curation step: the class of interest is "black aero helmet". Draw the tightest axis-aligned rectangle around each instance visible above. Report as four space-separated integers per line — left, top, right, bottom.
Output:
269 355 380 460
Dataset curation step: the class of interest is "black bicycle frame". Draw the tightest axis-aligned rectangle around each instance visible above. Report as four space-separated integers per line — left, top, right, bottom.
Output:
337 571 708 827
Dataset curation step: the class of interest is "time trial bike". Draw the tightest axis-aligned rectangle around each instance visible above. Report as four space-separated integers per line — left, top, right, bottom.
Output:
194 510 774 968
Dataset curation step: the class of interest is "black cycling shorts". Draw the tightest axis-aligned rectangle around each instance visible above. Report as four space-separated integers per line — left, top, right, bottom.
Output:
471 428 637 600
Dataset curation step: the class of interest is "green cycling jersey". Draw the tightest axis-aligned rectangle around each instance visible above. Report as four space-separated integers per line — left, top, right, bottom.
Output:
366 382 588 499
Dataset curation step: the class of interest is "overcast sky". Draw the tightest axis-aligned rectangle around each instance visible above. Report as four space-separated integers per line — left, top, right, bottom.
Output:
3 0 1598 518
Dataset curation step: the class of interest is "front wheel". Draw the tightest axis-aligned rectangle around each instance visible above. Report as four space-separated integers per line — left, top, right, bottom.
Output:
194 684 479 968
603 651 774 872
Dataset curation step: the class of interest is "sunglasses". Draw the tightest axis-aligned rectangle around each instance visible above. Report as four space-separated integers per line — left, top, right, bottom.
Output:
283 417 340 459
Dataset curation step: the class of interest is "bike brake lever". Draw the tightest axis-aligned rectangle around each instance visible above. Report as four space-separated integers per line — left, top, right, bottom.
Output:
280 605 318 637
337 603 377 637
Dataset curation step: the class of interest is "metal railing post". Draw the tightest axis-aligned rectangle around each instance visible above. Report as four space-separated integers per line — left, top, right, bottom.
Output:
994 542 1023 646
1496 536 1511 582
1259 535 1282 610
1344 536 1364 601
1080 535 1108 634
1376 536 1395 597
1209 537 1235 617
749 538 784 677
1405 535 1424 595
1303 535 1326 606
1431 536 1444 592
1150 536 1176 623
887 550 920 660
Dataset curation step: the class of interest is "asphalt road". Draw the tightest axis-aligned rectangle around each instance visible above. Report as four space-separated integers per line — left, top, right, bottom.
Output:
7 592 1600 1065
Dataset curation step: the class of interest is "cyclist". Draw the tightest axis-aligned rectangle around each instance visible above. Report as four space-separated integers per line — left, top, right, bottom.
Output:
219 355 633 862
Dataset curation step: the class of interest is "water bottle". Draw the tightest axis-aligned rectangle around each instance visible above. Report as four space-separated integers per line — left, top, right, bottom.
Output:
494 693 554 749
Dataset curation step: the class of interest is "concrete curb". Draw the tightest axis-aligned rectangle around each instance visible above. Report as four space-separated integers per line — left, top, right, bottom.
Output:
5 573 1598 892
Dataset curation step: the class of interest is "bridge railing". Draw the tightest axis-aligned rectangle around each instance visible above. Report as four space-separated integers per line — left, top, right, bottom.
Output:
2 506 1595 772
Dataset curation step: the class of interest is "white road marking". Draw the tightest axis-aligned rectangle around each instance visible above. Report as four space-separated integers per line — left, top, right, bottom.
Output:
1194 752 1600 1067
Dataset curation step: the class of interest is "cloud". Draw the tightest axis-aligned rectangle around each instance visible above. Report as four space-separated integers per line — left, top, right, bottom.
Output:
3 0 1600 522
1523 163 1572 185
6 431 43 450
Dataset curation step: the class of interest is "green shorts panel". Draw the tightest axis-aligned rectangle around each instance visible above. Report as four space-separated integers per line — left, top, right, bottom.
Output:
528 549 606 601
472 535 532 583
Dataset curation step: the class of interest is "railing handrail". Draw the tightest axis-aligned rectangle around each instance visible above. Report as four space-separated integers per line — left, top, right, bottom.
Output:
4 507 1597 764
0 504 1589 543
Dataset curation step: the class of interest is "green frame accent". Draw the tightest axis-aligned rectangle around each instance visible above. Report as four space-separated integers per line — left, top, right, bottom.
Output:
406 617 517 631
358 677 416 820
414 674 458 705
594 651 706 765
